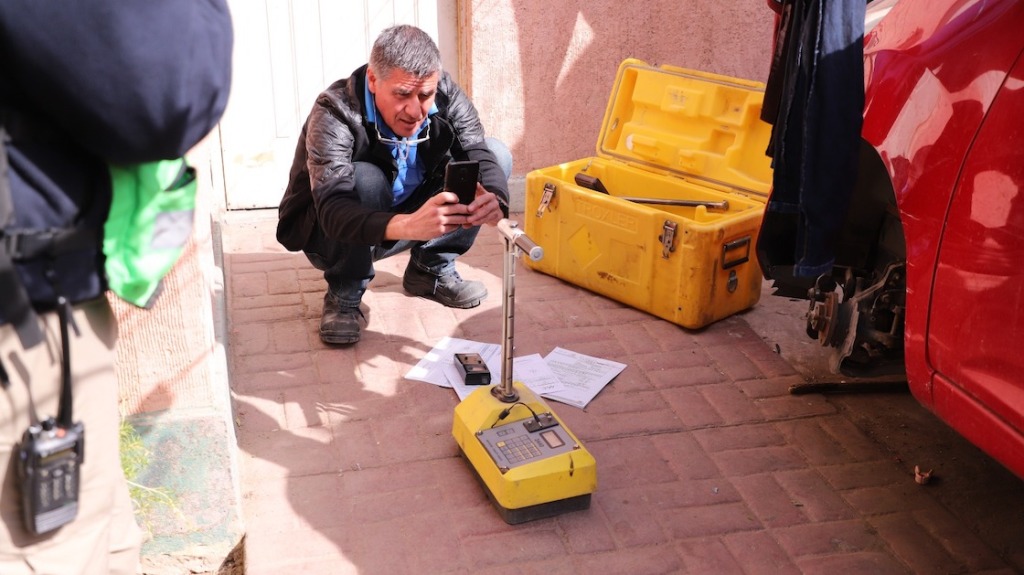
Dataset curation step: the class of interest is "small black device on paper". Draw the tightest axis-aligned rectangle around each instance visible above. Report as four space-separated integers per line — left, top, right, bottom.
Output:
444 160 480 204
455 352 491 386
18 418 84 535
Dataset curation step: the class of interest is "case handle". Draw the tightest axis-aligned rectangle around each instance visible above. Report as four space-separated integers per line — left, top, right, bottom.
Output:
721 236 751 269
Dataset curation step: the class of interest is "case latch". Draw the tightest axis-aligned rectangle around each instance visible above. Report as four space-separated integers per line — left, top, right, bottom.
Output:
536 183 556 218
659 220 678 259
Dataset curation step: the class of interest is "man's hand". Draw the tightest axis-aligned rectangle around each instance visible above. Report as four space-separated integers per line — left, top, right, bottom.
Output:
384 183 505 240
384 193 472 241
462 183 504 228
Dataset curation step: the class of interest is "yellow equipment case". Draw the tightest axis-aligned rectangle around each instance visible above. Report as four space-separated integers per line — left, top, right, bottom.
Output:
524 59 774 329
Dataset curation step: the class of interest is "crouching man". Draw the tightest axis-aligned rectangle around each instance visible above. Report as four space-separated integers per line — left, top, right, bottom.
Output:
277 24 511 345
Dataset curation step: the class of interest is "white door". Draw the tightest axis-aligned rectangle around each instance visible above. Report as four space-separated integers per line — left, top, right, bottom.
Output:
220 0 459 210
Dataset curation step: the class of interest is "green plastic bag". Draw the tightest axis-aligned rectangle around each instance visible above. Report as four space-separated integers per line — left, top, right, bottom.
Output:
103 159 197 308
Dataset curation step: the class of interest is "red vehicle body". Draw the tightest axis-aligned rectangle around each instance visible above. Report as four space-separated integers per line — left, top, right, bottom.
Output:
763 0 1024 479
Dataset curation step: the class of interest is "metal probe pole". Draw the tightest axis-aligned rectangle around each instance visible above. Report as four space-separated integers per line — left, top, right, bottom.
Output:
492 219 543 403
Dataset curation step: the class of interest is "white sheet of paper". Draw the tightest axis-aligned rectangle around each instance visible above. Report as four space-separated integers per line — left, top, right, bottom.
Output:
408 339 626 409
540 347 626 409
512 353 567 396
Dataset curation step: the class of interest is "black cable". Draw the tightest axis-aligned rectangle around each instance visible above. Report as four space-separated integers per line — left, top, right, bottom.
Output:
489 401 542 428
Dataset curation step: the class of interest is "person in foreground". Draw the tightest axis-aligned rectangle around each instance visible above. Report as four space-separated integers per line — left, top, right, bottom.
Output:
0 2 233 573
276 24 512 345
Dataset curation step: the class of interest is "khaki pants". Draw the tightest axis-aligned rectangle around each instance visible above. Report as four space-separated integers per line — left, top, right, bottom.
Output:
0 298 141 575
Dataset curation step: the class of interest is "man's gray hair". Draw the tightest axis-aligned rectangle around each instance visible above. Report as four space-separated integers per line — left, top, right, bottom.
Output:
369 24 442 80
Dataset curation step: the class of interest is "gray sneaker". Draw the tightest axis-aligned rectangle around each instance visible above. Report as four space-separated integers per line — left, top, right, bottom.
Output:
320 292 364 344
403 267 487 309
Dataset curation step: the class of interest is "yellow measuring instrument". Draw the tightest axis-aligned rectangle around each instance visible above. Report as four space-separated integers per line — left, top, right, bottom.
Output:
452 220 597 524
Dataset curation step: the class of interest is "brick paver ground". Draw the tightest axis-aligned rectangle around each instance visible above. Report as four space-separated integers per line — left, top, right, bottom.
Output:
220 210 1024 575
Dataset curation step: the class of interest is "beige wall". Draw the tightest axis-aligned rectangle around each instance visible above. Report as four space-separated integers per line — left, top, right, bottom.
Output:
114 135 227 417
461 1 775 175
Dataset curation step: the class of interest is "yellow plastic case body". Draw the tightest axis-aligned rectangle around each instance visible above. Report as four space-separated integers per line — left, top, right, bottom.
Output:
524 59 774 329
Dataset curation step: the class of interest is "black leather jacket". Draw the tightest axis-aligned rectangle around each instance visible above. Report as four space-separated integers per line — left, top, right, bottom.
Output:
276 64 510 251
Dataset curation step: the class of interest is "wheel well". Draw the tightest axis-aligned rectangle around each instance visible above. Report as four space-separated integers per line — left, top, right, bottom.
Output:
763 139 906 299
804 141 909 377
832 140 906 279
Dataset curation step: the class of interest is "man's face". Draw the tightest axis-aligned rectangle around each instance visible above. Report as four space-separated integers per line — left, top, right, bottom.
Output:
367 67 438 138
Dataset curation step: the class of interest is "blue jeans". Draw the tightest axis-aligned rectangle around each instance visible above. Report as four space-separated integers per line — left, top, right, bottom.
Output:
304 138 512 307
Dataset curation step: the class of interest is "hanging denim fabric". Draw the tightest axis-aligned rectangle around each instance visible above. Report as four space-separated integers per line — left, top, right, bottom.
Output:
757 0 866 278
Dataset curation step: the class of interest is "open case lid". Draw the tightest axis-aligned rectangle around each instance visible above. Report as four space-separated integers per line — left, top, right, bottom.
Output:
597 58 773 198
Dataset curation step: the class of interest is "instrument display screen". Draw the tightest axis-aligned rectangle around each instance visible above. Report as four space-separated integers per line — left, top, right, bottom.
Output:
540 429 564 449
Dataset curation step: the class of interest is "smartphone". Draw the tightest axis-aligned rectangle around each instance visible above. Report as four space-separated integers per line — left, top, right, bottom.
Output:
444 160 480 204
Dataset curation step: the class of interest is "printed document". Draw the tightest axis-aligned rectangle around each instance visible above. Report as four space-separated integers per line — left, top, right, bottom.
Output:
540 347 626 409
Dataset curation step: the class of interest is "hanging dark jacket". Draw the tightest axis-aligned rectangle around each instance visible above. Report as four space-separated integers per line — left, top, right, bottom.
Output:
0 0 233 335
276 64 510 252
